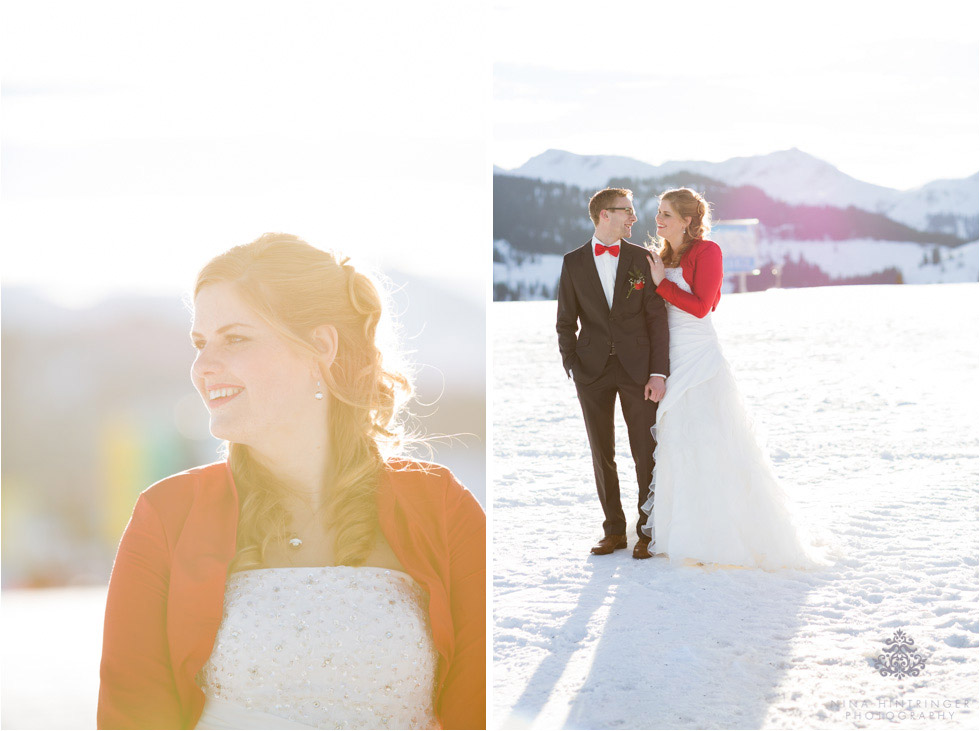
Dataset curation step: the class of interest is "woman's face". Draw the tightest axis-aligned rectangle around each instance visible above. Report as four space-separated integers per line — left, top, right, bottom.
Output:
655 198 690 244
190 281 321 450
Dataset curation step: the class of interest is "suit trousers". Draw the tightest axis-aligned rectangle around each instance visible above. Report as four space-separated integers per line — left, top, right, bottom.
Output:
575 354 658 540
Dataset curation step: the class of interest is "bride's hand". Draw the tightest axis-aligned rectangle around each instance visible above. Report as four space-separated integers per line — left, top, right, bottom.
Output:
647 252 665 286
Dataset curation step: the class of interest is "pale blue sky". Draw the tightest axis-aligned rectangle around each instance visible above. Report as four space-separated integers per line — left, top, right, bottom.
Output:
494 0 979 190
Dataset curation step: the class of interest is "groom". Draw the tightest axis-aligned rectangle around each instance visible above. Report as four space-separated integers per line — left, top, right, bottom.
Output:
556 187 669 559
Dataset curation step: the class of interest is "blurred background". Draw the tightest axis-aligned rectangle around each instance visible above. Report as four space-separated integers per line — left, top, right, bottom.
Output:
1 2 488 726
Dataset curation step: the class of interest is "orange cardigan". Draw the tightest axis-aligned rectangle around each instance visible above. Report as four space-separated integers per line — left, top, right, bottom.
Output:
98 460 486 730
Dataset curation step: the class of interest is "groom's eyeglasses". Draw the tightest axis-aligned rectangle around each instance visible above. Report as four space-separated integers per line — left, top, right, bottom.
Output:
606 207 635 216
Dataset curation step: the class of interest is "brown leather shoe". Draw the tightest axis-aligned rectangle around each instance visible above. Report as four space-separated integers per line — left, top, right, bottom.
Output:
591 534 627 555
633 539 654 559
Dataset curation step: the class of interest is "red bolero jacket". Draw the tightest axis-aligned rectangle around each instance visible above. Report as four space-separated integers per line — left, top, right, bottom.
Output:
97 459 486 730
655 239 723 318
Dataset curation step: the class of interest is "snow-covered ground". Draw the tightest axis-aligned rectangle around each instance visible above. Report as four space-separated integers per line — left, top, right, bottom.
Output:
494 241 564 299
757 239 979 285
1 586 106 729
492 284 979 729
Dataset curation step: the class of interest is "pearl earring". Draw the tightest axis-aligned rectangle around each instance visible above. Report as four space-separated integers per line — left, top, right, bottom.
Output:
314 380 324 400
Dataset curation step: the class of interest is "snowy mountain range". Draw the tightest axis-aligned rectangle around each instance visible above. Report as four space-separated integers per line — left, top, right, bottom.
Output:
499 148 978 240
492 159 978 301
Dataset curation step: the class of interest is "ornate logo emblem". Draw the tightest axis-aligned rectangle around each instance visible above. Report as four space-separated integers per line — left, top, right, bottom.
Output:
873 630 927 679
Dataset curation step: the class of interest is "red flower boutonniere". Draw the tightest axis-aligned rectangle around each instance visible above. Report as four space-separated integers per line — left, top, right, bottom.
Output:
626 266 646 298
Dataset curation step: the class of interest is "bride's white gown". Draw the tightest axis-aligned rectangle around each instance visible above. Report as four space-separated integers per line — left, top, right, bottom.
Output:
641 267 820 570
195 566 439 729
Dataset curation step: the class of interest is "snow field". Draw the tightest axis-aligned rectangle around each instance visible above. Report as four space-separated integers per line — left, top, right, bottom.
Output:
492 284 979 729
1 586 106 728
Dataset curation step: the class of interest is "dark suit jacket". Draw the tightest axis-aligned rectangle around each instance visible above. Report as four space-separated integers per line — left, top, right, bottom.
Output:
556 240 669 385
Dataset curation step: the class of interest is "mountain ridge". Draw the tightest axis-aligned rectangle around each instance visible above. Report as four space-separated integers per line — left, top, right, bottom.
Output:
492 173 967 259
498 148 978 240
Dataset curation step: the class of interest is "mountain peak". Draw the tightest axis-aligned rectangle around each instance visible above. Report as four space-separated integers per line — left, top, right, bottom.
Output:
753 147 829 168
507 149 661 189
495 148 977 238
534 148 577 163
772 147 813 159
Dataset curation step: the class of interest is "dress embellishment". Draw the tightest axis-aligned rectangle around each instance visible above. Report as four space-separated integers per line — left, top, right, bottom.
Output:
195 565 438 729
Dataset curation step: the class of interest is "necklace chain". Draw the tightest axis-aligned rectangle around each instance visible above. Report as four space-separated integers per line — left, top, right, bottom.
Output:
285 500 325 550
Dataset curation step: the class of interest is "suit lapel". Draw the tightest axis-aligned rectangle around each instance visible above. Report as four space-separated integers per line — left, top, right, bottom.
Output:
578 241 607 309
611 243 632 312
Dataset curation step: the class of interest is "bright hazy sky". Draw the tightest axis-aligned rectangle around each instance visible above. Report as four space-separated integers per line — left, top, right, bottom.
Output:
2 1 976 306
1 1 490 306
494 0 980 190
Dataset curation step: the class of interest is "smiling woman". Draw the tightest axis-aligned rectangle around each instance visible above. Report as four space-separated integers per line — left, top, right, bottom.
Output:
97 233 486 730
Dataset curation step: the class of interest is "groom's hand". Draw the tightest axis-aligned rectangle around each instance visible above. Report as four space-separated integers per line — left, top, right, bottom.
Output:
644 376 666 402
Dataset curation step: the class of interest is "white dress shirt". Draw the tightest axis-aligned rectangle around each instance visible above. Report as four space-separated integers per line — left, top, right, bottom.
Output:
591 235 665 381
591 235 619 310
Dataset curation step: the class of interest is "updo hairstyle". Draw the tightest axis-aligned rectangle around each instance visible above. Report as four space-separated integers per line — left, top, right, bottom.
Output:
656 188 713 266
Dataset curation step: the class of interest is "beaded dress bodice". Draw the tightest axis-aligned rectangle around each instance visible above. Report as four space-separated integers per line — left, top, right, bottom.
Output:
195 566 439 729
662 266 687 292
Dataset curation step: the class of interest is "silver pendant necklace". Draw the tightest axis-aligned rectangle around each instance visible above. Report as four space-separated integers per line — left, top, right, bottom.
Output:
286 502 323 550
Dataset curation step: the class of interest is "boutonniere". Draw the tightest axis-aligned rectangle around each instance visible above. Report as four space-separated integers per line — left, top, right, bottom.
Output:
626 266 646 298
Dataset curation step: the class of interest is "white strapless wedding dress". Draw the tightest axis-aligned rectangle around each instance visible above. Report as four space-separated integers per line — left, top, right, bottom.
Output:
195 565 439 730
640 267 822 570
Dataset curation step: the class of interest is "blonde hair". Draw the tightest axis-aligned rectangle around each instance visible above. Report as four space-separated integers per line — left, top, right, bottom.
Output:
194 233 412 570
588 187 633 227
656 188 712 266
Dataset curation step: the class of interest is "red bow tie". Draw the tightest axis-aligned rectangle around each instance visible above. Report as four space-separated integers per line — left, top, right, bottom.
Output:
595 242 620 257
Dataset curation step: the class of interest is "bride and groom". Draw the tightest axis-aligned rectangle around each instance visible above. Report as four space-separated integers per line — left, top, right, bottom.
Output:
557 186 817 570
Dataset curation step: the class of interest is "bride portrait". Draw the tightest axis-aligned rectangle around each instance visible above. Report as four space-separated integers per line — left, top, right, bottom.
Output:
643 188 822 570
97 234 486 730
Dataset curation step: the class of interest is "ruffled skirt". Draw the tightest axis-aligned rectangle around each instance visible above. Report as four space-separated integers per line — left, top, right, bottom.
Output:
640 310 822 570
